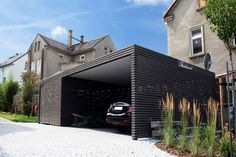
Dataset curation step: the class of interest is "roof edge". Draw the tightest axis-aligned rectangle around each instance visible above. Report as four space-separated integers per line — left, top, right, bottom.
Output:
163 0 179 20
0 52 28 68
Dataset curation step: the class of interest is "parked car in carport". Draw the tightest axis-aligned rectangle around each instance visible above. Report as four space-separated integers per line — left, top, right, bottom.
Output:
106 102 132 129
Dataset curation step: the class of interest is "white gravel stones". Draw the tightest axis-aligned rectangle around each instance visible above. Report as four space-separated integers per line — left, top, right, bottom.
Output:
0 122 175 157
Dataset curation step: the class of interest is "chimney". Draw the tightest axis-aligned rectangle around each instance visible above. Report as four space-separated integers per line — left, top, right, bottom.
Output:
68 30 72 48
80 35 84 44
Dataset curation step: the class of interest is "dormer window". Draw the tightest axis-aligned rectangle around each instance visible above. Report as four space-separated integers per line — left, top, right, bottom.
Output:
190 26 205 56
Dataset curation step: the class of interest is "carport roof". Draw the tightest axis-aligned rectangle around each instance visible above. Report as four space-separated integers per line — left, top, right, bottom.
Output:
40 45 135 85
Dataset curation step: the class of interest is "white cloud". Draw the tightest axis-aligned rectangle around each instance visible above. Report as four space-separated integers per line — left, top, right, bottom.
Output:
51 26 67 37
126 0 171 6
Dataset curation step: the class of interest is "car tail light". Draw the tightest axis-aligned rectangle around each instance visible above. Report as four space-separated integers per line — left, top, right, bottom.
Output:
128 106 132 113
123 119 129 123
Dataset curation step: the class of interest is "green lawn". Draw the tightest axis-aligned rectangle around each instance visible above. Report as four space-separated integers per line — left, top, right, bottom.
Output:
0 111 37 122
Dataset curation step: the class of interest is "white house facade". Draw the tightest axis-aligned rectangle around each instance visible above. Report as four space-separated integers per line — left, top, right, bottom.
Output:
0 53 28 84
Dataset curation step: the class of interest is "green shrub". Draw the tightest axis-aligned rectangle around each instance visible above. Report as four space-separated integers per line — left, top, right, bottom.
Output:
0 83 6 110
21 71 39 117
219 125 236 157
162 93 175 147
4 78 19 112
0 75 19 112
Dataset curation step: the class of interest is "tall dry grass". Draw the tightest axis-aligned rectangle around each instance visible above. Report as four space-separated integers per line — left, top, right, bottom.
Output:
179 98 190 150
162 93 174 147
190 100 201 157
204 98 219 157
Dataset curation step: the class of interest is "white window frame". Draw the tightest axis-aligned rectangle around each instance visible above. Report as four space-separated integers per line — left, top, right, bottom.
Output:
31 61 36 72
190 25 205 56
80 54 85 61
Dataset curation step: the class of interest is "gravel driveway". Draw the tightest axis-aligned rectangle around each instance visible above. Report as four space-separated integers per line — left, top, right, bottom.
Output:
0 120 175 157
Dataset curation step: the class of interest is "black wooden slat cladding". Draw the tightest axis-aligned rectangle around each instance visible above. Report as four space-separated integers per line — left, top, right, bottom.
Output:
39 46 134 126
39 44 216 140
39 76 62 125
131 45 216 139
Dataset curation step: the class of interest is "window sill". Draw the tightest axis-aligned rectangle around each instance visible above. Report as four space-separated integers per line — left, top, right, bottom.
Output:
189 53 205 59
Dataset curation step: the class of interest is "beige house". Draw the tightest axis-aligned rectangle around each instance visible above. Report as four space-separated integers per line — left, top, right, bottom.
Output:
163 0 236 77
27 31 116 79
164 0 236 127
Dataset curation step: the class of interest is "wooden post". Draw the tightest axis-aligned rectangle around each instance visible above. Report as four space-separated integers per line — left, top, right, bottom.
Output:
219 77 225 134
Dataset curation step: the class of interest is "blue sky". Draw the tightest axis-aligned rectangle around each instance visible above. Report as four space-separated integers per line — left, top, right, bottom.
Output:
0 0 172 62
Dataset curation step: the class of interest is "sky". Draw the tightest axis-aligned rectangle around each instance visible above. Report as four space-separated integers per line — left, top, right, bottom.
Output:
0 0 173 62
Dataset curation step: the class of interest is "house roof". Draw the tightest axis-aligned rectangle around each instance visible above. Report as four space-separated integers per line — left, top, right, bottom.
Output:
0 53 27 68
163 0 179 19
39 34 109 55
72 35 108 54
40 34 69 52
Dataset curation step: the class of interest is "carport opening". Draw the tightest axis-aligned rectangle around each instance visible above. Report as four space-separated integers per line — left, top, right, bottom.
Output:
61 56 131 130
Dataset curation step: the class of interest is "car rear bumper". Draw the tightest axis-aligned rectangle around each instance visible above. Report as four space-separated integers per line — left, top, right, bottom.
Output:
106 116 130 127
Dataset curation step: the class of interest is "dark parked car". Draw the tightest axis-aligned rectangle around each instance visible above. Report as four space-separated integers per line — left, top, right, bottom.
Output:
106 102 132 128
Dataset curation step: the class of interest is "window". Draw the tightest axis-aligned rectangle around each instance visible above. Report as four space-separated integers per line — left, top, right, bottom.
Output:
36 59 41 75
80 54 85 60
190 26 204 56
35 42 37 52
38 41 41 51
31 61 36 72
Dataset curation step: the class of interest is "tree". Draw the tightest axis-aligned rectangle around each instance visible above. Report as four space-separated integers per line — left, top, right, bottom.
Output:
21 71 39 117
0 74 19 112
204 0 236 61
204 0 236 155
3 75 19 112
0 83 6 110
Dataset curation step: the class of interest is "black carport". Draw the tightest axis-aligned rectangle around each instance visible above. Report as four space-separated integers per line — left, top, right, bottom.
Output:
39 45 216 139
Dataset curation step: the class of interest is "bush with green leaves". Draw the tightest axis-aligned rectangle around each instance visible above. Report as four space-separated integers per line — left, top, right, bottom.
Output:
3 77 19 112
21 71 39 117
162 93 175 147
0 75 19 112
0 83 6 110
219 124 236 157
